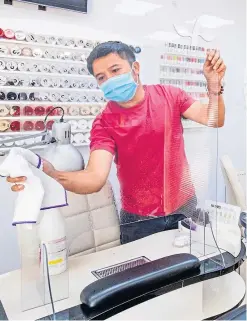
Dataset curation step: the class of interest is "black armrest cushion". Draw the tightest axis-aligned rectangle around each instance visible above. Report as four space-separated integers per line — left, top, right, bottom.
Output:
240 212 246 228
217 304 246 320
80 253 200 308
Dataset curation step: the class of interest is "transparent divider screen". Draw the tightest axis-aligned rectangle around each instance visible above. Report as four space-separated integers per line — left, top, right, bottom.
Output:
66 42 224 264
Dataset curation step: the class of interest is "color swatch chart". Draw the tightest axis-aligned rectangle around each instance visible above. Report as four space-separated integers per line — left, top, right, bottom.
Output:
160 42 209 128
160 43 208 100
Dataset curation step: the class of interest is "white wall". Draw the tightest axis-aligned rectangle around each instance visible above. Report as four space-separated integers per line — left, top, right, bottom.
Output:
0 0 245 274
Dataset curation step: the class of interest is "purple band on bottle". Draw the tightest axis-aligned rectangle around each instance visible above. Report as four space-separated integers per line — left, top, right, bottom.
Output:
36 154 42 169
12 221 37 226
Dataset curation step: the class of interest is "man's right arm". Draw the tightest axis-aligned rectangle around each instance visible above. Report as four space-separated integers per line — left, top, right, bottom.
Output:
7 149 113 194
49 149 113 194
8 111 116 194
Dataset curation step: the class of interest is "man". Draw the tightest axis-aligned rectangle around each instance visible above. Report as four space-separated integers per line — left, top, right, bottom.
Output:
7 41 226 244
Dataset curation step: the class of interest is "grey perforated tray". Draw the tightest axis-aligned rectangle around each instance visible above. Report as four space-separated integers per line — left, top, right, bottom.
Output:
92 256 151 279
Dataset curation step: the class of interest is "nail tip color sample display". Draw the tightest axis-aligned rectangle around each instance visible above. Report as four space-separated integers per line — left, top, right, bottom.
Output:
160 42 209 104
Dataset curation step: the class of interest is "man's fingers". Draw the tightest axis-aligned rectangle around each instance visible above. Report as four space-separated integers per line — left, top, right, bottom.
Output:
214 58 223 71
207 49 216 61
11 184 25 192
7 176 26 192
210 50 220 66
217 63 226 73
7 176 26 183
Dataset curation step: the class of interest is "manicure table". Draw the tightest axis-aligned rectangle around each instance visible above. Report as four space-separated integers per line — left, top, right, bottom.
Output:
0 230 245 320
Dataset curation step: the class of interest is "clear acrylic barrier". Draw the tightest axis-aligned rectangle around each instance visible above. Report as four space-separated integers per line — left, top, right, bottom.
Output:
17 220 69 314
161 42 226 266
178 212 226 268
113 42 221 254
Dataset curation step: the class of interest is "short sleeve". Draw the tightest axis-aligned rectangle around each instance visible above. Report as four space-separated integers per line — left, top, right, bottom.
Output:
176 87 196 114
90 115 116 155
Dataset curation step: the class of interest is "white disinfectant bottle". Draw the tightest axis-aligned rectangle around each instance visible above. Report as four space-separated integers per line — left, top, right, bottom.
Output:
38 208 67 276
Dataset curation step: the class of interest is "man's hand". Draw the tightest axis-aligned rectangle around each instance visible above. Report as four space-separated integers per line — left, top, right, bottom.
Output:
7 159 55 192
183 49 226 128
42 159 55 177
203 49 226 90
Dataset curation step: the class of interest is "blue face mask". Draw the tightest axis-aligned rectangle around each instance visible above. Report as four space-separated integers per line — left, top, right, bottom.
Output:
100 70 138 103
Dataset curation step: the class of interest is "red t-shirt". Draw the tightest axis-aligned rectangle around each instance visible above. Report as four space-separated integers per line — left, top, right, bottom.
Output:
90 84 196 216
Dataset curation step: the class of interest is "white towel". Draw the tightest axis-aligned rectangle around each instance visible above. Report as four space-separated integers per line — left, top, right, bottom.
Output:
0 147 68 226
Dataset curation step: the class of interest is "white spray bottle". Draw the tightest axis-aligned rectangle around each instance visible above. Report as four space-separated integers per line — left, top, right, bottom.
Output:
39 120 85 276
39 208 67 276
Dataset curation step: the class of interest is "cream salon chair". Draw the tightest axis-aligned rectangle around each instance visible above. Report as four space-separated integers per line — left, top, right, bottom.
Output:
60 181 121 257
220 155 246 210
220 155 246 281
17 181 121 264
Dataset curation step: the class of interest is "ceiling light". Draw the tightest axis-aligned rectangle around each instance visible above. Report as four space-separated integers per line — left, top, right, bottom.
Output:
115 0 162 16
146 31 180 42
185 15 235 29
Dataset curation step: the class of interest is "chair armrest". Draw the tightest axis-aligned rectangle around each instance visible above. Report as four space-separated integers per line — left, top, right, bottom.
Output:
80 253 200 308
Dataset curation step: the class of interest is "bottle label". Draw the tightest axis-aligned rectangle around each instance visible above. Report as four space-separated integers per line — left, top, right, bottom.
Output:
40 237 67 275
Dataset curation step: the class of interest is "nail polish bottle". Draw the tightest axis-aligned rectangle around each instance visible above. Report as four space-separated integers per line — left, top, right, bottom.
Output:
35 106 45 116
9 105 20 117
46 106 57 116
10 120 20 131
23 121 34 131
35 121 45 131
46 120 54 130
24 105 34 116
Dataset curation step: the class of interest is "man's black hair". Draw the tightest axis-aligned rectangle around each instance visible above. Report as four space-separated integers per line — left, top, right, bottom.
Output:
87 41 136 75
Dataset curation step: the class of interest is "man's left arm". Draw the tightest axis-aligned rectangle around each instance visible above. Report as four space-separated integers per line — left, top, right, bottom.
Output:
183 50 226 128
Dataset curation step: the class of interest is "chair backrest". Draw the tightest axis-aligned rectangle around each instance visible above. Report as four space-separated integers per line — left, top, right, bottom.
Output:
220 155 246 210
59 181 121 257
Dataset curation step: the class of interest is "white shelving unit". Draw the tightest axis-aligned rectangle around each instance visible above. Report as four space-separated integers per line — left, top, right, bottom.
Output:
0 69 94 79
0 142 89 153
182 120 206 129
0 86 101 93
0 115 95 121
0 53 88 65
0 101 103 106
0 38 93 52
0 30 105 150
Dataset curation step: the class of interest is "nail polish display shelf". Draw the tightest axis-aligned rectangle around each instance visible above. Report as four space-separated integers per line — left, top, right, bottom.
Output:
160 76 206 82
160 42 208 130
0 38 93 52
182 120 207 129
0 115 95 120
0 86 101 93
160 63 203 70
174 87 207 94
0 142 89 152
163 50 206 58
0 128 92 136
163 42 206 58
0 101 104 106
0 53 88 65
0 28 111 148
0 69 94 79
